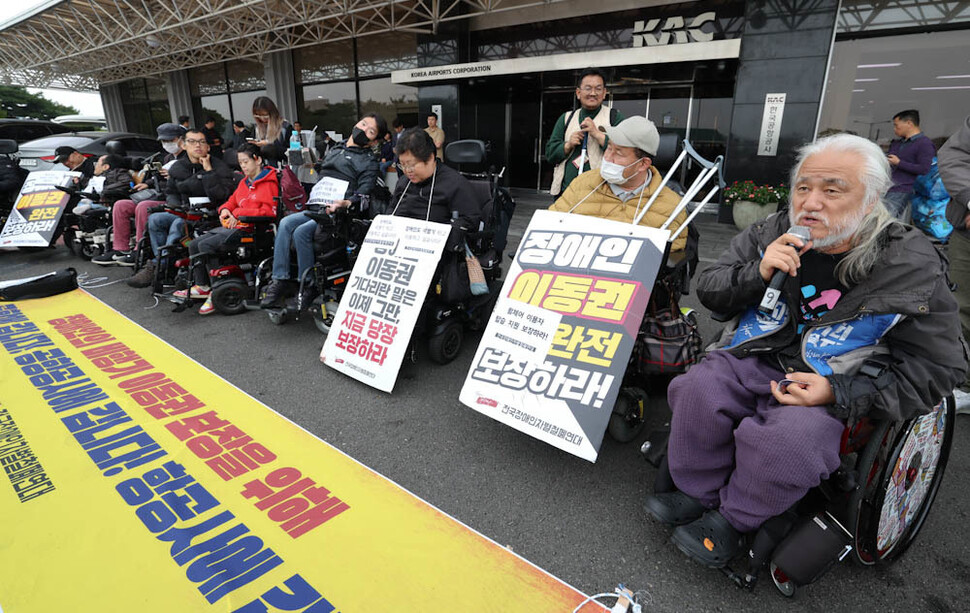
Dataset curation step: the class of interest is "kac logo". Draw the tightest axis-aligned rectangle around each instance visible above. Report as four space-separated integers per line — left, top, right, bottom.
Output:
632 12 716 47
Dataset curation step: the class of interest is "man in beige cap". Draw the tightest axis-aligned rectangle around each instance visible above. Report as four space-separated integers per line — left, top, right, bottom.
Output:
549 115 687 252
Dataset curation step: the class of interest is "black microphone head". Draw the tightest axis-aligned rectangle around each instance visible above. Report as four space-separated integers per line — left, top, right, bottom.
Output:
787 225 811 242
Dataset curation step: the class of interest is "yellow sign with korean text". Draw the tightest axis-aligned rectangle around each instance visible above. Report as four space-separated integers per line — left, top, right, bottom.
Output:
0 289 596 612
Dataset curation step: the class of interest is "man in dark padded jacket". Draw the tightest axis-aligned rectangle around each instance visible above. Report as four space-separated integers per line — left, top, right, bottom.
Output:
128 129 235 288
643 133 967 569
260 113 387 307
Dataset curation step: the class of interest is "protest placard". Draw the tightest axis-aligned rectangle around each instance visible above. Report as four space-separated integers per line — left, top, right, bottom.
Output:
320 214 451 392
459 210 669 461
0 170 80 247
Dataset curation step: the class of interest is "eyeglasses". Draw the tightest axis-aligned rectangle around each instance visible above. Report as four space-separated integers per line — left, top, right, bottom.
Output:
184 138 207 146
580 85 605 93
396 162 420 173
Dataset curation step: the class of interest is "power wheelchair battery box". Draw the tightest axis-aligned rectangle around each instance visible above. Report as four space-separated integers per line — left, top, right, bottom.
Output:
772 511 852 586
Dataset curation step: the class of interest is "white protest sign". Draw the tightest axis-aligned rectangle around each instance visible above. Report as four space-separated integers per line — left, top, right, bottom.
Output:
308 177 351 207
459 210 669 462
321 214 451 392
0 170 80 247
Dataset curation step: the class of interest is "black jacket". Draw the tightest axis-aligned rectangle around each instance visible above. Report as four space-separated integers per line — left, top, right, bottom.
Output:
701 211 967 422
318 142 381 207
165 151 236 209
390 162 480 232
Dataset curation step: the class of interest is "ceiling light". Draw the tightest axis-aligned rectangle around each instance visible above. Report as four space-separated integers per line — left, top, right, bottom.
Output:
854 78 879 82
911 85 970 90
937 74 970 79
852 89 865 92
856 63 901 68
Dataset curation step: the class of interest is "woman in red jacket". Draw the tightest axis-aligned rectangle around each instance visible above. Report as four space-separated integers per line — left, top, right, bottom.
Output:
178 143 279 314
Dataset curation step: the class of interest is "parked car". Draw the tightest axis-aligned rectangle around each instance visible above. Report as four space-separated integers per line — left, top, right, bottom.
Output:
52 114 108 131
17 132 163 172
0 119 73 144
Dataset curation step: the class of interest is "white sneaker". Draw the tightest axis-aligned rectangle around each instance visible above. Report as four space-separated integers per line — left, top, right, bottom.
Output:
952 389 970 415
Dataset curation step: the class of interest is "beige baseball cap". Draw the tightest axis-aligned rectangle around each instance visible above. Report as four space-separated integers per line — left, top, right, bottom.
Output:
604 116 660 156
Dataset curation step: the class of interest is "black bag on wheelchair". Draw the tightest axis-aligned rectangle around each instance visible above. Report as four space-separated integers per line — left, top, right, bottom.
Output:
634 293 703 375
436 253 473 304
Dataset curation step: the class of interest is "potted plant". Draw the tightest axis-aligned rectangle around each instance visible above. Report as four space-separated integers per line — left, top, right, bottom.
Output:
724 180 790 230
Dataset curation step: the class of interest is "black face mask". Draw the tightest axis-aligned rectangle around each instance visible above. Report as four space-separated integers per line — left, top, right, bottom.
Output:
351 127 370 147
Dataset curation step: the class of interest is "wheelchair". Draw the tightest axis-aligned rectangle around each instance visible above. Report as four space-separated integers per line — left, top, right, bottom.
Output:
150 203 221 306
414 139 516 365
642 393 955 597
261 206 372 330
605 138 723 443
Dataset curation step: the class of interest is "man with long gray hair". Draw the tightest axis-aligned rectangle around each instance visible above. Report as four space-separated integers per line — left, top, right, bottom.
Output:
644 133 967 568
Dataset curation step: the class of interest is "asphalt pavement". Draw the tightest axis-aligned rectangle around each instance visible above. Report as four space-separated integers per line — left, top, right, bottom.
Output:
2 191 969 612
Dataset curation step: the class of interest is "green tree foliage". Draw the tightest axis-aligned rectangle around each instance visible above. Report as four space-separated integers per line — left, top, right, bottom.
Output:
0 86 79 120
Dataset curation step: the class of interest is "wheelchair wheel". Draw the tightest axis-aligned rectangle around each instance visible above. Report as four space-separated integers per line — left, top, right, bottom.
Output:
607 387 648 443
211 279 249 315
851 397 954 565
428 320 463 365
769 562 796 598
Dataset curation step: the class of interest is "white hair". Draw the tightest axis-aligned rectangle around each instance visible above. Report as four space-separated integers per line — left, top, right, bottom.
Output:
788 133 901 285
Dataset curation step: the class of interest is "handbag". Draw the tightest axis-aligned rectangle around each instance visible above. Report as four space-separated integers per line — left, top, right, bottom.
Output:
635 293 703 375
464 242 489 296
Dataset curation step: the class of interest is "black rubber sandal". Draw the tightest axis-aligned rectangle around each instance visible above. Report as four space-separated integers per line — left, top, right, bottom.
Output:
670 510 743 568
644 491 708 526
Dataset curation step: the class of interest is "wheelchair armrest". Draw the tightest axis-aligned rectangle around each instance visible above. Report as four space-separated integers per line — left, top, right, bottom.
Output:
304 211 337 225
236 216 275 225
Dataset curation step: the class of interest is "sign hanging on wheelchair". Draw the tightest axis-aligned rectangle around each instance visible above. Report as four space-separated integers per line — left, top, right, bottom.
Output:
0 170 79 247
320 214 451 392
459 210 669 462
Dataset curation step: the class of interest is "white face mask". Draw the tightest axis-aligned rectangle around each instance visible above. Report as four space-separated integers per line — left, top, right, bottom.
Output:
599 158 643 185
161 141 180 154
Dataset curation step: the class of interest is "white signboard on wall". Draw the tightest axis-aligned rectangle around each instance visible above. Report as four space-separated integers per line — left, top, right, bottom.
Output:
758 93 786 157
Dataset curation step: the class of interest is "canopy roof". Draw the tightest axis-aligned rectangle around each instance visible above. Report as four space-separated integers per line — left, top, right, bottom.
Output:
0 0 560 91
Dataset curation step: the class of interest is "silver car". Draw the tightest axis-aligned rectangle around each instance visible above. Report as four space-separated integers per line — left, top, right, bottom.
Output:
17 131 163 172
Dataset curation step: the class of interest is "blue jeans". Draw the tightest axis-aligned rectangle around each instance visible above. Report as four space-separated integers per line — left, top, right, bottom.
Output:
147 212 186 255
884 191 912 222
271 212 317 281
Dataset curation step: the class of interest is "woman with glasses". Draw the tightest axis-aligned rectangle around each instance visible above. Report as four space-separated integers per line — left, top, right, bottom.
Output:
260 113 388 308
388 128 479 246
250 96 293 167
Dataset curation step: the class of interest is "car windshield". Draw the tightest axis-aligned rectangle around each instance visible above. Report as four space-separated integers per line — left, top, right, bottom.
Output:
19 135 96 149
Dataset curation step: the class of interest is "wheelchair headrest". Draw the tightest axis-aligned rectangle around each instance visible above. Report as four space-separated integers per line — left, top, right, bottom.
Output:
0 139 17 155
445 140 486 164
652 132 680 172
105 140 127 156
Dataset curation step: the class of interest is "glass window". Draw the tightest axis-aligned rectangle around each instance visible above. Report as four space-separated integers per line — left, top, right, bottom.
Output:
838 0 970 34
358 78 418 127
818 29 970 144
294 41 354 84
228 58 266 92
190 63 229 97
300 81 358 138
357 32 418 77
230 90 269 124
198 95 232 135
145 77 168 101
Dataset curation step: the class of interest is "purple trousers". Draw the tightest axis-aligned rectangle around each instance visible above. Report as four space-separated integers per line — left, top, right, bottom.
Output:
667 350 844 532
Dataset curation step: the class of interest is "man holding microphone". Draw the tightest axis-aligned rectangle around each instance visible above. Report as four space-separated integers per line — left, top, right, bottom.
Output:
643 133 966 569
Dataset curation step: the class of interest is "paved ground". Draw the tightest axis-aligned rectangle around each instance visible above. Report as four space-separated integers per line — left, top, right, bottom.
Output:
2 191 969 611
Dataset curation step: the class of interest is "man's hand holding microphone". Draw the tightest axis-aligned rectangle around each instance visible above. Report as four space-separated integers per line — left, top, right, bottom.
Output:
757 225 837 407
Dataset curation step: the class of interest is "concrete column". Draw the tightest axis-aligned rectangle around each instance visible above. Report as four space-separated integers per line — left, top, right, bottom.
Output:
265 50 299 123
165 70 194 125
99 84 126 132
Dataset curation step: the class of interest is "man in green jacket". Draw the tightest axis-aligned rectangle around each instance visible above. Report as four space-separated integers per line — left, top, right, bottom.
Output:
545 68 623 196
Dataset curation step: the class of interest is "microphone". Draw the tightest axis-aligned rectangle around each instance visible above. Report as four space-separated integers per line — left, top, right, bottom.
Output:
758 225 811 315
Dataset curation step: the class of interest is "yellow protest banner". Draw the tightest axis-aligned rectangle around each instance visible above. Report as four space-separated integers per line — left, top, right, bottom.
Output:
0 290 597 612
